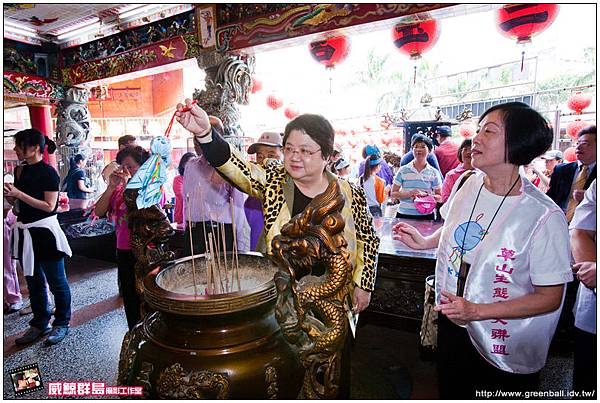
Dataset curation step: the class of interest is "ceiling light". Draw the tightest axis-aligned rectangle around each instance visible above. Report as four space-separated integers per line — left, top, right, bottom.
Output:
119 4 160 20
118 4 143 14
4 20 37 32
56 22 101 41
4 27 40 39
54 17 100 36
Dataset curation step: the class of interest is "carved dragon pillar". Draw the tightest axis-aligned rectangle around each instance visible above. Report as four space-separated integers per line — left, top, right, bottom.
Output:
193 51 253 152
55 87 96 194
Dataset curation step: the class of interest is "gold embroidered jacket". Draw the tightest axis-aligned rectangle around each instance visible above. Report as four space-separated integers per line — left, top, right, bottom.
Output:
216 145 380 292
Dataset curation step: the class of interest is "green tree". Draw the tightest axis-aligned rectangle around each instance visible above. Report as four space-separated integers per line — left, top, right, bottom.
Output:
348 49 441 114
535 47 596 111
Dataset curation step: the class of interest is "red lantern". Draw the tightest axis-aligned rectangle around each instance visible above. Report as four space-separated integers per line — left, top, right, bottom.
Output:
563 146 576 162
392 19 440 60
266 94 283 110
567 120 591 139
496 4 559 44
250 75 262 94
567 92 592 114
309 34 351 69
459 123 476 138
284 105 299 120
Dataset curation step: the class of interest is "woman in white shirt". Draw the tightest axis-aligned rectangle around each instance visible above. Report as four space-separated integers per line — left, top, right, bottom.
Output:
392 102 572 398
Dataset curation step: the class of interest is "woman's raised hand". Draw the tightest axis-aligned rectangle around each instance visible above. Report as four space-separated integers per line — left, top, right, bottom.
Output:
175 98 211 136
108 167 129 189
392 222 427 249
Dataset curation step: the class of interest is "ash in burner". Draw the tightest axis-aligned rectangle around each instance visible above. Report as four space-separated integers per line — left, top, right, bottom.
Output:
156 253 277 296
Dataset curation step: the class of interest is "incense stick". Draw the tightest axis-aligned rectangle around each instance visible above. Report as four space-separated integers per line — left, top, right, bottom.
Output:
210 218 220 279
186 194 198 298
230 197 240 291
220 221 229 293
202 220 210 295
209 232 225 294
207 232 215 294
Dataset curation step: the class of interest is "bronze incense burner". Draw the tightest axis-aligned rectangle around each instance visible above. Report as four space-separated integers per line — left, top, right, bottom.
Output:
118 181 352 399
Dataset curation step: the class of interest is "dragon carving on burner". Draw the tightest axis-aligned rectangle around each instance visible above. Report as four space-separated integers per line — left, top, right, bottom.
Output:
270 180 353 399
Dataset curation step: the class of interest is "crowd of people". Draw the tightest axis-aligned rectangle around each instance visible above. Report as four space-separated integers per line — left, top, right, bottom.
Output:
3 100 596 398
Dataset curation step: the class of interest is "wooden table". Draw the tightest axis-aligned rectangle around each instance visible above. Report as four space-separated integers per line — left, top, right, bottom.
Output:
364 217 442 331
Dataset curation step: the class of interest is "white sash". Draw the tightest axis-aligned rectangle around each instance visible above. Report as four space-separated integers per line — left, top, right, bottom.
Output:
11 215 72 276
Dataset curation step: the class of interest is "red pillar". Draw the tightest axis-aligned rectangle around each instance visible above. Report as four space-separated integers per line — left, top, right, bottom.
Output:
27 104 56 168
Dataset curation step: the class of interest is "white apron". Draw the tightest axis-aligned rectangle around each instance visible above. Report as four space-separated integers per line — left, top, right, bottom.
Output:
436 171 573 373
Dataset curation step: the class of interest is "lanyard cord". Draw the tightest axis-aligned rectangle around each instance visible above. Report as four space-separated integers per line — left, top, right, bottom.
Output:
457 174 521 292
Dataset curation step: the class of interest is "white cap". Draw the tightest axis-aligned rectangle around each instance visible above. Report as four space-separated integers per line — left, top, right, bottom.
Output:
247 132 283 154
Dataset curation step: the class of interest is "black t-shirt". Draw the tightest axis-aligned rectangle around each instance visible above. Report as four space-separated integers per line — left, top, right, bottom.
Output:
14 161 65 260
292 185 312 217
65 168 87 199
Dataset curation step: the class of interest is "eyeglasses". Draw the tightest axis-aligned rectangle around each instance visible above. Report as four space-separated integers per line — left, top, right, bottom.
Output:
283 145 321 159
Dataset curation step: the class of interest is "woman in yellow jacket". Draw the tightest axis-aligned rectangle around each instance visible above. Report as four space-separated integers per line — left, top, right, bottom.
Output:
175 100 380 313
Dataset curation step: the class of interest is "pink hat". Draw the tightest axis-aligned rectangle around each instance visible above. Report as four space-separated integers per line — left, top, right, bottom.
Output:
247 132 283 154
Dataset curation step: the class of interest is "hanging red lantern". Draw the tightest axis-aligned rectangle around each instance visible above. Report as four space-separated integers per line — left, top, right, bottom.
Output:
563 146 577 162
459 123 477 138
266 94 283 110
496 4 559 44
567 120 591 139
392 19 440 60
567 92 592 114
250 75 262 94
496 4 559 72
309 34 351 69
284 105 299 120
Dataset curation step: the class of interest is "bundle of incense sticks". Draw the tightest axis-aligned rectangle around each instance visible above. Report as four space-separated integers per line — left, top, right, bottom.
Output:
188 197 243 295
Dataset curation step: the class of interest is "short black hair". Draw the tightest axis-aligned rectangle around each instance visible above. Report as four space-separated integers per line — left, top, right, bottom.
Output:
578 125 596 139
283 114 334 159
457 138 472 163
178 152 196 176
411 133 433 151
118 135 137 147
116 145 150 167
478 102 552 166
